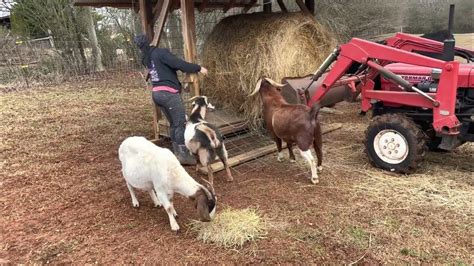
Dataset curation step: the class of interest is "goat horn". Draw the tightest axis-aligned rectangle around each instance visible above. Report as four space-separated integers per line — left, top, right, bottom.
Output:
248 78 263 97
264 78 285 87
184 96 199 103
200 178 215 196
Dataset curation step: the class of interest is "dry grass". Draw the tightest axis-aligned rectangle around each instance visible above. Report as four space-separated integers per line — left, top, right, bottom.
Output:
202 13 336 129
1 80 473 263
188 208 267 249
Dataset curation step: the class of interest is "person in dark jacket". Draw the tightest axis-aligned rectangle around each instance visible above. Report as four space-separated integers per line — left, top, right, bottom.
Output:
134 34 208 165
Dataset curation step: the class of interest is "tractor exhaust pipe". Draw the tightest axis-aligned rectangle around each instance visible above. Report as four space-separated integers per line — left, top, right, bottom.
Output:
448 4 455 34
444 4 456 61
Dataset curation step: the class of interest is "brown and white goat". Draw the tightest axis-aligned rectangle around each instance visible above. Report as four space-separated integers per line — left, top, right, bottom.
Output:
250 78 323 184
184 96 233 185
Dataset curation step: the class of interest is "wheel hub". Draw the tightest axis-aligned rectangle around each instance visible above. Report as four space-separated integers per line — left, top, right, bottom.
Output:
373 130 409 164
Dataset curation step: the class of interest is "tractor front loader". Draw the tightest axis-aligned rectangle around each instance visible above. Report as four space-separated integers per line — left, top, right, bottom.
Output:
282 6 473 173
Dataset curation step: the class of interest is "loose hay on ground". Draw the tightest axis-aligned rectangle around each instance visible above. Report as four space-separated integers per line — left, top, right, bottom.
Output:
202 13 336 129
188 208 267 248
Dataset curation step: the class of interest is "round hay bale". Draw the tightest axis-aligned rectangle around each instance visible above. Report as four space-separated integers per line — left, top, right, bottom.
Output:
202 13 336 129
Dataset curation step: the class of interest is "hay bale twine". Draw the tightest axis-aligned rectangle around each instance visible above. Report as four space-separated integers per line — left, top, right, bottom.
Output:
202 13 336 129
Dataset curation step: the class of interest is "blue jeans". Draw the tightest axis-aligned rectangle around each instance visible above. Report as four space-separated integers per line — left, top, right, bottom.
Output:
152 91 186 144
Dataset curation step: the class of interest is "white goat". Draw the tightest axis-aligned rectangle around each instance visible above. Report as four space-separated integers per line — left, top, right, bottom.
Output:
118 136 216 232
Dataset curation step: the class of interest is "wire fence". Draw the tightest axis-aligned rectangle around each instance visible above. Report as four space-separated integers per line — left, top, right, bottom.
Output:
0 0 306 91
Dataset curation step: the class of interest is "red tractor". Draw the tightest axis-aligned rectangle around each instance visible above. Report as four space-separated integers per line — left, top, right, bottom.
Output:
283 5 473 173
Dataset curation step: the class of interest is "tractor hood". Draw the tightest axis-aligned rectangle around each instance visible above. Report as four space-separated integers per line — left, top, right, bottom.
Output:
386 63 473 87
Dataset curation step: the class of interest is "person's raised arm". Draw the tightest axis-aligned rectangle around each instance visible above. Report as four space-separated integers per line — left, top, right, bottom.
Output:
160 49 206 74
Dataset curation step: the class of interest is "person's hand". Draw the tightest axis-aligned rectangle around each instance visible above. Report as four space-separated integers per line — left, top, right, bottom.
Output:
199 67 208 75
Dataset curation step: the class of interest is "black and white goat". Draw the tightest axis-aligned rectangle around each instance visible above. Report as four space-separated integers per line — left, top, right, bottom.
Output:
118 136 217 232
184 96 233 184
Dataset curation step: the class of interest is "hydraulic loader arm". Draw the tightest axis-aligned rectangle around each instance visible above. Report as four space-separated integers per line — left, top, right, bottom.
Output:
308 38 461 134
385 33 474 61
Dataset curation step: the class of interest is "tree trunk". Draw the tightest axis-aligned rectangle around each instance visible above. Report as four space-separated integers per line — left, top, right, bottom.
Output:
69 5 88 73
85 7 105 72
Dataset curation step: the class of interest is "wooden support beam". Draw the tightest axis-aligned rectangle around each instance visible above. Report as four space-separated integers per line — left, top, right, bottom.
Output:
200 123 343 174
139 0 153 39
198 0 208 11
152 0 164 22
276 0 288 12
305 0 315 14
180 0 200 96
73 0 134 8
295 0 312 16
223 0 236 13
242 0 257 13
151 0 171 46
262 0 271 13
199 143 285 174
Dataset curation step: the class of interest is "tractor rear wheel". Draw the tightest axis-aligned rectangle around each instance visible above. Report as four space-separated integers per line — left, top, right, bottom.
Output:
365 114 426 173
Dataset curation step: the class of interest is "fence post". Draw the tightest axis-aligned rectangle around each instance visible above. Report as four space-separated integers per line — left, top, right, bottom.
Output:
15 39 29 88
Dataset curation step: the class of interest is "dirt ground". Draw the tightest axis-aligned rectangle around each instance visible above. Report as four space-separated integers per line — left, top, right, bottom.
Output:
1 34 473 263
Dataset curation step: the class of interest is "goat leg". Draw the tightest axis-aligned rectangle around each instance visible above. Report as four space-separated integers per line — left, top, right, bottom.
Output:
148 189 162 208
313 125 323 173
275 138 284 162
299 149 319 184
126 182 140 208
217 145 233 182
155 190 180 232
287 143 296 163
207 164 214 185
170 201 178 218
194 154 201 173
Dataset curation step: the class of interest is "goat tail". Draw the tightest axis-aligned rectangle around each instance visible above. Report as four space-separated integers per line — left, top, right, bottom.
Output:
309 102 321 121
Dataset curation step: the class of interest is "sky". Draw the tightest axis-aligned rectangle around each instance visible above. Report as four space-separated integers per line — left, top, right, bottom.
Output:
0 0 11 17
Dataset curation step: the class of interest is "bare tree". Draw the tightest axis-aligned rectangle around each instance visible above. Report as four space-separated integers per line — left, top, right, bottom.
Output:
84 7 104 71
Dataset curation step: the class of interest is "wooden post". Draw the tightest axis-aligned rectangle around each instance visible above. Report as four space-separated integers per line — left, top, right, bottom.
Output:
151 0 171 46
198 0 208 11
296 0 312 16
305 0 315 15
242 0 257 13
263 0 271 13
180 0 200 96
139 0 161 140
223 0 236 13
276 0 288 12
139 0 153 39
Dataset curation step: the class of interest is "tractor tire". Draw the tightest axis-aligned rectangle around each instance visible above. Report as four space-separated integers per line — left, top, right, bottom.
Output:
365 114 426 173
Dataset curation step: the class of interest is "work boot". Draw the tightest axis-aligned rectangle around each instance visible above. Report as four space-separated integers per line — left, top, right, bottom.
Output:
172 142 196 165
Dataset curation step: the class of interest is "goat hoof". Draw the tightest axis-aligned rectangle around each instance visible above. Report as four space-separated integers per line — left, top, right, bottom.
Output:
226 176 234 182
290 159 296 163
310 177 319 184
171 226 180 232
317 166 323 173
132 201 140 208
277 158 284 163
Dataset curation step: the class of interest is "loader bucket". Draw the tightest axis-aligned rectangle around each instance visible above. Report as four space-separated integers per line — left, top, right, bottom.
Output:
281 73 358 106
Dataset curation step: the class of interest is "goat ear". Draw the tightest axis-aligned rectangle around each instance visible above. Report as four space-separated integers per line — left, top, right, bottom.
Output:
196 196 211 222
